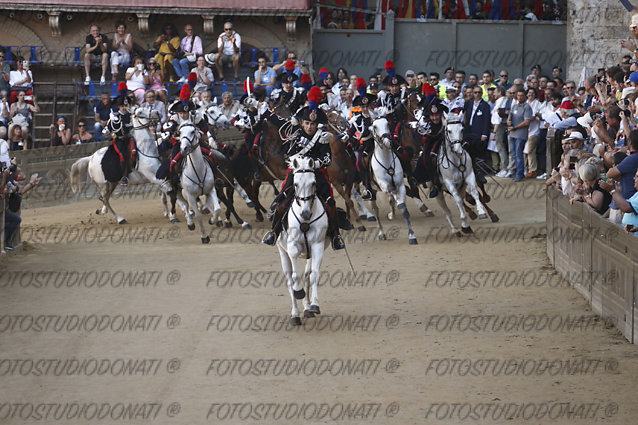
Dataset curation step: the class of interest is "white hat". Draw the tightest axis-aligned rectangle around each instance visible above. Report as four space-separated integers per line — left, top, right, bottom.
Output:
631 14 638 28
576 112 593 128
565 131 584 141
621 86 636 99
204 53 216 66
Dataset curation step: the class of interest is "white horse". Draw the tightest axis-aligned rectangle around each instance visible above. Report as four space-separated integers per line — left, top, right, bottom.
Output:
277 155 329 326
177 122 221 243
436 112 487 236
368 117 418 244
70 107 172 224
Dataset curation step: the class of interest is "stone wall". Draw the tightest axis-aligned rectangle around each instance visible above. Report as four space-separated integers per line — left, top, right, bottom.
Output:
567 0 630 82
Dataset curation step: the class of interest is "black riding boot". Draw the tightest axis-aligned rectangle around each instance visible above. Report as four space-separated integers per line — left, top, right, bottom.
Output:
261 208 282 246
326 203 345 250
428 155 441 198
120 161 129 185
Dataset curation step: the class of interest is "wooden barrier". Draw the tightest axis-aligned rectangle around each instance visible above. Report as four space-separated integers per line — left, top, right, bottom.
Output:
546 187 638 343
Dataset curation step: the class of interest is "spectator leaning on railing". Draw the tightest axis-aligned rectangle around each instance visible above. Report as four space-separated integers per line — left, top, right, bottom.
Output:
49 115 72 147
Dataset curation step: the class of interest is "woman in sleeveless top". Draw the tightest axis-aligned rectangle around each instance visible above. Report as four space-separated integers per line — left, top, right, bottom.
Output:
72 119 94 144
110 22 133 80
147 58 168 105
50 115 72 146
8 90 38 141
125 56 149 105
8 124 27 150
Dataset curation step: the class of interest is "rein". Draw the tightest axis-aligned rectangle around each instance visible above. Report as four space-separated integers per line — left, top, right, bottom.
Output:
372 126 397 190
439 121 468 178
180 124 208 194
132 113 162 160
291 167 326 259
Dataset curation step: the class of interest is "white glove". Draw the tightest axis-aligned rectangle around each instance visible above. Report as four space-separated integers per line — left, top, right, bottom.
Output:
244 98 258 108
290 116 299 126
314 159 321 169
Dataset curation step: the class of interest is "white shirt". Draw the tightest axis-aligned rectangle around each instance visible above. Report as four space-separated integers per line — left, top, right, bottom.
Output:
469 100 481 126
126 68 147 91
9 69 33 89
142 100 166 124
217 31 241 56
0 139 9 168
542 106 562 128
527 98 542 136
491 96 507 126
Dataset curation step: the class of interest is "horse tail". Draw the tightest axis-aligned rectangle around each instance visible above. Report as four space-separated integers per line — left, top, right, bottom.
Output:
70 156 91 194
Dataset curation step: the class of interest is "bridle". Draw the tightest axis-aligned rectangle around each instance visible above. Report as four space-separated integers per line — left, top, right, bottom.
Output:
371 119 397 189
132 108 162 160
179 122 207 193
440 118 468 177
290 166 325 258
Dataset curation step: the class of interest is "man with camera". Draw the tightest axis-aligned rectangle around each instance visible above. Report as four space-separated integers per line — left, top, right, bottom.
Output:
212 21 241 81
84 24 109 85
1 163 40 250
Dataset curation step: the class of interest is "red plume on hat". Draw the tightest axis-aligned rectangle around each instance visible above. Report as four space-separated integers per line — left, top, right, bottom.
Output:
284 59 295 74
356 77 367 98
384 60 396 78
187 72 197 90
243 79 254 93
318 67 328 80
179 84 191 101
306 86 322 111
117 81 127 97
300 73 312 90
421 82 436 97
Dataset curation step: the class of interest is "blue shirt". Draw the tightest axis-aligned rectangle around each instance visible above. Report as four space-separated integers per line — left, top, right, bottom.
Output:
254 67 276 86
616 151 638 199
94 102 116 121
621 191 638 229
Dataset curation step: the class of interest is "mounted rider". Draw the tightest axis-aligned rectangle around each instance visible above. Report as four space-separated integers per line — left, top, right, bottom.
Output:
261 86 346 250
412 82 449 198
270 59 306 118
106 81 136 186
231 80 269 180
343 77 377 200
155 83 216 193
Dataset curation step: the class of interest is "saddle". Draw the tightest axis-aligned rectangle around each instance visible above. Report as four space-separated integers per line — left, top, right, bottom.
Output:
101 138 138 182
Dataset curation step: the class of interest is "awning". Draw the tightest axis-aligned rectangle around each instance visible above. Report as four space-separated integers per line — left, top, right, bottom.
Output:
0 1 312 15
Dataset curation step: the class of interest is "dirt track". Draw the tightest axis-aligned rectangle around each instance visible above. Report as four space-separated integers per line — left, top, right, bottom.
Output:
1 179 637 424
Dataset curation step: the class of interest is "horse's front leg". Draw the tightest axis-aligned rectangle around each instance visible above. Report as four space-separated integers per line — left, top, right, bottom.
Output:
449 185 472 233
465 175 488 219
278 243 301 326
370 198 386 240
308 242 325 315
395 184 417 245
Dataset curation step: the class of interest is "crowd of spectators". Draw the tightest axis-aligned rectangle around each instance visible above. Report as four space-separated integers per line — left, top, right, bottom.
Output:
318 0 568 29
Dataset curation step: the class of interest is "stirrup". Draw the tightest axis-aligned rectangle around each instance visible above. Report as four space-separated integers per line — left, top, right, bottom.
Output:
361 189 373 200
261 231 276 246
120 176 129 186
332 234 345 250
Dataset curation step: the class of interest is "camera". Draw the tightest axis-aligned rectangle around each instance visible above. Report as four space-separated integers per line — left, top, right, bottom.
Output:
23 60 29 68
24 95 32 101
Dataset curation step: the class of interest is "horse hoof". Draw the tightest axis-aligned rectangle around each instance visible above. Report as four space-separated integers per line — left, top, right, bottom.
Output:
409 238 418 245
483 195 491 203
242 223 252 229
95 209 101 214
359 214 367 220
378 234 387 241
170 218 179 224
293 289 305 300
246 201 255 209
357 225 366 232
290 317 302 326
163 211 168 217
423 209 435 217
255 214 264 222
454 231 463 238
202 208 211 215
303 310 315 318
461 226 473 234
224 221 232 228
310 305 321 314
468 211 478 220
479 213 488 220
490 214 500 223
118 219 127 224
201 236 210 244
397 203 406 209
187 223 195 231
367 216 376 222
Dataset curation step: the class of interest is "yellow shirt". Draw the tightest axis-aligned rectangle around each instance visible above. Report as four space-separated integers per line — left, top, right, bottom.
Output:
155 36 180 55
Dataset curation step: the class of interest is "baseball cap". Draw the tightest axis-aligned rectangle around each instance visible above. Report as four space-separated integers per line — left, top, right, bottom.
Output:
627 71 638 83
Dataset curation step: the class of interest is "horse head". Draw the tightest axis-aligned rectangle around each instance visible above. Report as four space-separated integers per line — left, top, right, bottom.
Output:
290 155 317 221
205 104 230 130
132 106 161 128
326 110 347 133
443 112 465 156
178 122 200 156
371 117 393 150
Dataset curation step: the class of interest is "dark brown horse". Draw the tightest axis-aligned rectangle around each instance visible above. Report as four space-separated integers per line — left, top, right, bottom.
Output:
325 110 367 231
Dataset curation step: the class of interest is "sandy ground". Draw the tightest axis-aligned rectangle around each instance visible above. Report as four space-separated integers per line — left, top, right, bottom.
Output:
1 179 637 425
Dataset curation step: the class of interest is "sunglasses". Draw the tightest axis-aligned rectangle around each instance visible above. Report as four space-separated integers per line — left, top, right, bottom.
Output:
78 124 86 127
224 28 232 31
500 74 507 77
473 91 482 94
406 74 415 78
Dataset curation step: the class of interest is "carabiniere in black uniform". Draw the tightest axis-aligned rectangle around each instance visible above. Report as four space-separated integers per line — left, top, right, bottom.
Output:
262 88 346 250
